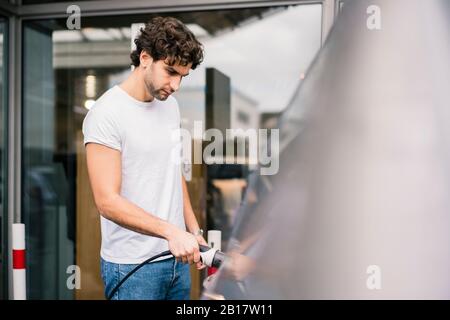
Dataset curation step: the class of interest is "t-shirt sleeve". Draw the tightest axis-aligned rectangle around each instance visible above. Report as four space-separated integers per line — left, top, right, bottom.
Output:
82 106 122 151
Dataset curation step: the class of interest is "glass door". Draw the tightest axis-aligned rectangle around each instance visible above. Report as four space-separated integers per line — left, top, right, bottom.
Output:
0 18 8 300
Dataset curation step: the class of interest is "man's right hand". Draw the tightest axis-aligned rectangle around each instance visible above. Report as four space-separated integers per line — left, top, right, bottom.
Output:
166 227 200 265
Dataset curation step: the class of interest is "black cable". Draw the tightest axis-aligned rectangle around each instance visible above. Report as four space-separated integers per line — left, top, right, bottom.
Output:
106 250 172 300
106 245 222 300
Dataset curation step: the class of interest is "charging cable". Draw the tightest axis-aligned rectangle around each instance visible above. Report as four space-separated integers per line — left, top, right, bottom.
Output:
106 245 225 300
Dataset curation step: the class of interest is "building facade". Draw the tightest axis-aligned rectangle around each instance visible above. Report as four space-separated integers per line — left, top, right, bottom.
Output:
0 0 338 300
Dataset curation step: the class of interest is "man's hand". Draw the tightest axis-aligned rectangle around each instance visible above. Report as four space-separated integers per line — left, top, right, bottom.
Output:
166 227 200 265
195 235 208 270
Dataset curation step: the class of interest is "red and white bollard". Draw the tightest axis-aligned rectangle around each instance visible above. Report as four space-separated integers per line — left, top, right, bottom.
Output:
12 224 26 300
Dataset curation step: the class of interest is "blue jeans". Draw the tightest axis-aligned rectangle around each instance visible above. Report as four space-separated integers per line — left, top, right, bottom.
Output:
100 257 191 300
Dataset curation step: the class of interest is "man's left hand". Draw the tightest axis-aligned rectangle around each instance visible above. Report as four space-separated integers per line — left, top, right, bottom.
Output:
195 235 208 270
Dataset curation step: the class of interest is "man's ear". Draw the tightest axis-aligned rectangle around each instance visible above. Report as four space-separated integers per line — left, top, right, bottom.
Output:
139 50 153 68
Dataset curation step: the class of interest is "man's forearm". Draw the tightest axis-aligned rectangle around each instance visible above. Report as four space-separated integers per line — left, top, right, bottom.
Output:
97 193 177 240
181 176 201 233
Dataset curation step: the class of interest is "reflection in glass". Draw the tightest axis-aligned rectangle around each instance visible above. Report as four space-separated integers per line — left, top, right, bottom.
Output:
205 0 450 299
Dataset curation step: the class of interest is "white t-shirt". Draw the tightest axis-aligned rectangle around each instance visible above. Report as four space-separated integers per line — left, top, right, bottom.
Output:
82 85 185 264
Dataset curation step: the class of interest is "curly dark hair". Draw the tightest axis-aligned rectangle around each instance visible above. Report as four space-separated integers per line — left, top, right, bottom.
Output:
130 16 204 69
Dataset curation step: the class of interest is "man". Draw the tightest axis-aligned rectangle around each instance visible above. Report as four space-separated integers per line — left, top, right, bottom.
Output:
82 16 207 300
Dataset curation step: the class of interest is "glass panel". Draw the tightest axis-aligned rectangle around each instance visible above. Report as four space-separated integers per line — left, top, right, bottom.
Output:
22 5 322 299
0 19 7 300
